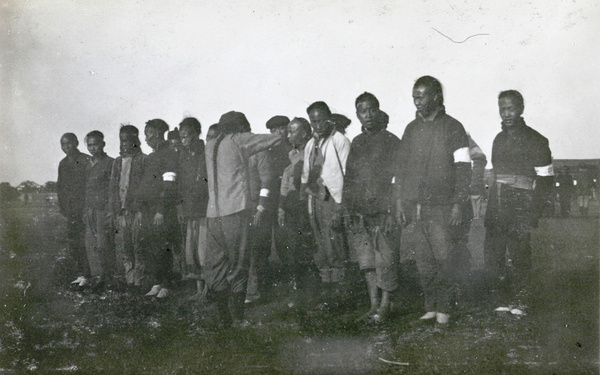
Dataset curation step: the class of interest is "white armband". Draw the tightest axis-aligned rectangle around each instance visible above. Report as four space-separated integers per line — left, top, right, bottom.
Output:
453 147 471 163
259 188 270 197
163 172 177 181
534 164 554 177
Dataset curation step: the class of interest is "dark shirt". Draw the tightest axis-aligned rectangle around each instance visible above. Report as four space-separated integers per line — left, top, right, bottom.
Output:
396 107 471 205
133 141 179 214
344 129 401 215
556 174 573 195
85 153 114 210
491 120 552 178
268 142 293 209
485 120 553 230
178 140 209 219
108 151 146 214
248 150 274 206
57 151 91 217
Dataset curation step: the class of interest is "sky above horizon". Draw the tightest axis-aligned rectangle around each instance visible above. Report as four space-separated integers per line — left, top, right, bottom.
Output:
1 0 599 185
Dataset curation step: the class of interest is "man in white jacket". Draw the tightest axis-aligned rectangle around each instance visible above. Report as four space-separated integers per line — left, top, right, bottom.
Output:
301 101 351 293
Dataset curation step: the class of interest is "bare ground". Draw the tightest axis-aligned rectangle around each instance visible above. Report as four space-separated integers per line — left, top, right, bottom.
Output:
0 197 598 374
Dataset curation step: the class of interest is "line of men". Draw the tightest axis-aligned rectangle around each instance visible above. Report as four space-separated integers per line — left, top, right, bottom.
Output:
56 75 553 328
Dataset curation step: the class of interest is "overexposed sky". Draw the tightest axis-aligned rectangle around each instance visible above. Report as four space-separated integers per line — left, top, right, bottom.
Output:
1 0 599 185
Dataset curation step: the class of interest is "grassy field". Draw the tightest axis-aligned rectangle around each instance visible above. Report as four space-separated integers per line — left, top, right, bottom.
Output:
0 197 598 374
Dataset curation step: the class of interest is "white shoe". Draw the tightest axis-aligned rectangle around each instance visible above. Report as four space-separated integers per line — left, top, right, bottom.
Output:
78 277 89 287
419 311 437 320
71 276 86 285
145 285 162 297
436 313 450 324
156 288 169 298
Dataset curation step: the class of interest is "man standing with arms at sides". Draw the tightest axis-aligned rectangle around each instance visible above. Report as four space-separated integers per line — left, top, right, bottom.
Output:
556 167 574 218
133 119 179 299
83 131 115 291
57 133 91 287
301 101 351 300
205 111 282 328
177 117 209 300
396 76 472 325
344 92 402 321
108 125 146 290
264 116 294 289
278 117 315 294
484 90 553 301
244 126 275 304
575 164 594 217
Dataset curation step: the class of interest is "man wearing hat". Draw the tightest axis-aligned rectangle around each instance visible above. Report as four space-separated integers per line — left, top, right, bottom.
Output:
205 111 283 328
266 116 294 287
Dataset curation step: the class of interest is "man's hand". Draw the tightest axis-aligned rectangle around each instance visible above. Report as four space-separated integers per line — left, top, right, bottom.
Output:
331 203 343 229
383 213 395 234
133 212 142 228
395 199 407 226
450 203 462 226
253 210 264 226
154 212 164 227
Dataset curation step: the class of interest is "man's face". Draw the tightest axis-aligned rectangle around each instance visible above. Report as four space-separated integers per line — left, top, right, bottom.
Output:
86 136 105 158
498 97 523 128
60 136 78 156
287 121 307 147
412 85 438 118
119 133 134 154
356 100 380 131
179 127 199 148
309 108 332 137
144 127 160 149
271 125 289 144
270 126 287 136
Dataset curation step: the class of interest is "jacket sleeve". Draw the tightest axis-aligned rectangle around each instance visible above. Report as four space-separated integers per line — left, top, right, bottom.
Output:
108 158 120 215
238 133 283 159
158 148 179 215
334 133 351 175
57 160 67 215
450 122 472 204
301 139 313 185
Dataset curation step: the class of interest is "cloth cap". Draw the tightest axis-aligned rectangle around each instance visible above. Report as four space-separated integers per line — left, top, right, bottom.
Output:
266 115 290 129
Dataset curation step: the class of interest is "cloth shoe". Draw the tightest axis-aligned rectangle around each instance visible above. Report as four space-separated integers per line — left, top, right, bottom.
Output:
71 276 87 285
156 288 169 298
419 311 437 320
436 312 450 324
145 285 162 297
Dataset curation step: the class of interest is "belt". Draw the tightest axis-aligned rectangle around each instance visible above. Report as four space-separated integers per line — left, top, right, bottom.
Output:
495 174 535 190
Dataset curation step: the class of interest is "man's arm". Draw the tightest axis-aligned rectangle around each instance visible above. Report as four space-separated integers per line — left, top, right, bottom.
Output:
238 133 283 160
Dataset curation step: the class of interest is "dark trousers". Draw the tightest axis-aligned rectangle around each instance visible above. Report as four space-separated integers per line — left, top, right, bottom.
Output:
206 211 251 295
66 214 89 277
84 208 115 280
246 215 273 297
138 207 177 287
402 204 456 313
484 225 532 283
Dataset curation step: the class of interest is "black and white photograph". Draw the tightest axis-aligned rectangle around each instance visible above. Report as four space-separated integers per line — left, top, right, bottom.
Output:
1 0 598 373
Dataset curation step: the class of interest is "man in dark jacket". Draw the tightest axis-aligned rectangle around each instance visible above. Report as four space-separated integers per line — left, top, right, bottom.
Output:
484 90 553 297
133 119 179 298
83 131 115 290
57 133 91 286
108 125 146 289
344 92 402 321
178 117 209 299
396 76 471 325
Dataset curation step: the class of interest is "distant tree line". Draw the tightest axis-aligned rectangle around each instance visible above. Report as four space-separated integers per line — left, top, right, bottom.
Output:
0 181 57 203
